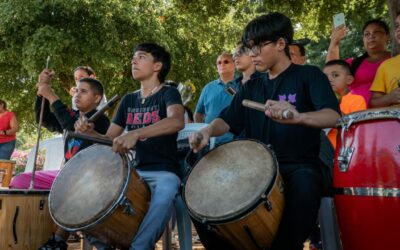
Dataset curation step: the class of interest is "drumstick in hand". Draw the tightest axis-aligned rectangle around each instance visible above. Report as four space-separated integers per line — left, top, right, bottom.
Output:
242 99 293 119
189 133 204 149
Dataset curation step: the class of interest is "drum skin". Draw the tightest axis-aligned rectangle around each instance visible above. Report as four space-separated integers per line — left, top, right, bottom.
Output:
0 189 55 250
333 108 400 250
49 145 150 249
184 140 285 250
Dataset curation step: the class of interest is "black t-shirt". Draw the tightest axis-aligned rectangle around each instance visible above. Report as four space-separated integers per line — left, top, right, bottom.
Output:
113 85 183 175
220 64 340 165
35 97 110 162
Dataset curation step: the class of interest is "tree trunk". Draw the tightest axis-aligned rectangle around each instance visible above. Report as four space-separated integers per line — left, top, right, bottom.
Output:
387 0 400 56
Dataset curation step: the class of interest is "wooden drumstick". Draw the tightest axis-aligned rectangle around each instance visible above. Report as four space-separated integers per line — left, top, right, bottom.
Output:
30 56 51 190
66 131 113 146
242 99 294 119
87 94 120 123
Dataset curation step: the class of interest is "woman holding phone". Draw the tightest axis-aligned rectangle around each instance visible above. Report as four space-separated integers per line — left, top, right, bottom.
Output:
326 17 391 106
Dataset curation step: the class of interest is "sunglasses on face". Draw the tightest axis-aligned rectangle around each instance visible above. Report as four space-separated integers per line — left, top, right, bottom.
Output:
217 60 232 65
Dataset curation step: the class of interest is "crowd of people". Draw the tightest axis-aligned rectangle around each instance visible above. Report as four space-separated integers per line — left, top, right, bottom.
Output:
1 9 399 250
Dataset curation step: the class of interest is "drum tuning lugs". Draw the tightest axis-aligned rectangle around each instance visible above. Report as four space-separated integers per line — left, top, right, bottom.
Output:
119 196 136 216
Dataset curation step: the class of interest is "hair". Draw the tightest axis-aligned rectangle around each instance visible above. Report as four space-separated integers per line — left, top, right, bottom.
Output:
324 60 353 76
73 66 95 76
242 12 293 57
290 44 305 56
0 99 7 110
351 18 390 76
78 77 104 97
133 43 171 83
362 18 390 35
217 51 233 61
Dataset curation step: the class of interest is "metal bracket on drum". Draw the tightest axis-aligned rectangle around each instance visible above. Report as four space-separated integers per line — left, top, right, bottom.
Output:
119 197 135 216
338 147 354 172
338 119 354 172
261 194 273 212
201 218 216 232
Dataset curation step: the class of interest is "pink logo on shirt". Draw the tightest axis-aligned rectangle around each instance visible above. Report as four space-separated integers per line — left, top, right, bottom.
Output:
278 94 297 104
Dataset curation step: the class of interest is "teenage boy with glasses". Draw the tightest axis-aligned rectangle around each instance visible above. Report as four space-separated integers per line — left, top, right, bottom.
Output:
189 12 340 250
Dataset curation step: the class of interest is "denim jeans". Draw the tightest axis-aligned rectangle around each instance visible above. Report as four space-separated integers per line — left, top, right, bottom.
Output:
0 139 16 160
87 170 180 250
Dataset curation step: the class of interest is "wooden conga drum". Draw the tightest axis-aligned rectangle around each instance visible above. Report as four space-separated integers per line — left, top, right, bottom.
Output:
49 144 150 249
0 189 55 249
183 140 285 250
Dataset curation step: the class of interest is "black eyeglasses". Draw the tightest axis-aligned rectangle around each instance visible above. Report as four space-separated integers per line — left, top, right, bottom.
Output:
247 41 275 55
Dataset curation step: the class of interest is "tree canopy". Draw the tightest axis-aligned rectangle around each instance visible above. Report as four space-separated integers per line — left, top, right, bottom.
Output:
0 0 395 137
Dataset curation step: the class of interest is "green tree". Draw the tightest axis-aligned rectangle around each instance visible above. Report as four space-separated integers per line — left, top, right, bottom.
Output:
0 0 392 138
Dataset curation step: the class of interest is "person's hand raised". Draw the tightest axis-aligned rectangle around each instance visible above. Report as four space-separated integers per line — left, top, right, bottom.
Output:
330 25 347 46
37 69 55 85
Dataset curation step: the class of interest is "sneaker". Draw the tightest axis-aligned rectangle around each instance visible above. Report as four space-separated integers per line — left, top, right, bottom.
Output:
38 236 68 250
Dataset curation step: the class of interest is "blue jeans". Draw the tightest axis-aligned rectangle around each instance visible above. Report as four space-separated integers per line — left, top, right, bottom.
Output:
0 139 16 160
88 170 180 250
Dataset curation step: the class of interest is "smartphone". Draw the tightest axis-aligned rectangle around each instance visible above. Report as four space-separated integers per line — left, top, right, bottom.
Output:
333 13 345 28
45 56 51 69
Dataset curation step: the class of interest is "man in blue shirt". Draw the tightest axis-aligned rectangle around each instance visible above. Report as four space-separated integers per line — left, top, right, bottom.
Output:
194 52 238 145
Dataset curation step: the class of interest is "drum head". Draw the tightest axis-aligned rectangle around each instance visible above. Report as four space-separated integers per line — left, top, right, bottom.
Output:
184 140 277 222
339 108 400 127
49 144 127 229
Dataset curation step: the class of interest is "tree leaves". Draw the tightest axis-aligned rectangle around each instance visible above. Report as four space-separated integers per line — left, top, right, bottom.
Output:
0 0 391 134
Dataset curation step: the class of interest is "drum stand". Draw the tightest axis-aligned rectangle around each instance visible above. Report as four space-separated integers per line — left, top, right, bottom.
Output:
319 197 343 250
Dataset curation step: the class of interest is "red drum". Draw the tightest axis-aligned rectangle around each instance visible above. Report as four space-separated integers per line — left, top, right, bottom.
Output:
184 140 284 250
49 145 150 249
333 108 400 250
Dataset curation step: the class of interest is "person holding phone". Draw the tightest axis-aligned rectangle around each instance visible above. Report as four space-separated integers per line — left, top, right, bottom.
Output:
369 11 400 108
326 15 391 106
